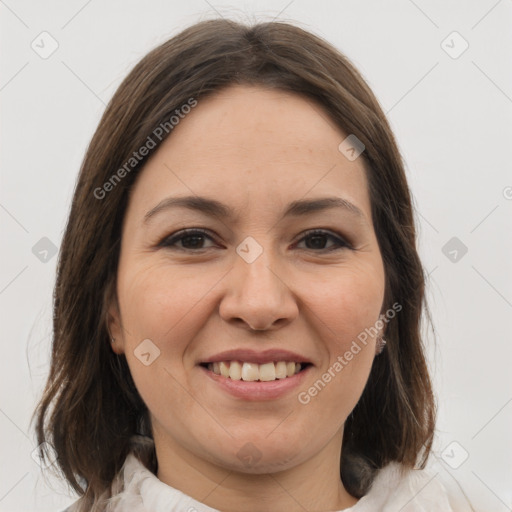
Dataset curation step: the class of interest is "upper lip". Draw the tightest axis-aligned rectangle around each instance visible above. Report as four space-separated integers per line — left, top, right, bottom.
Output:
199 349 313 365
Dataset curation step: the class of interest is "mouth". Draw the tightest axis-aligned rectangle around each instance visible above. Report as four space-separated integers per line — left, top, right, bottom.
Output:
197 348 314 400
198 357 313 401
199 360 313 382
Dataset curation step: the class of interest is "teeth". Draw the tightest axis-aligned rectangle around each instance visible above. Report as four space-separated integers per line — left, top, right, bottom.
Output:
241 362 259 381
259 362 276 381
275 361 287 379
229 361 242 380
219 361 230 378
207 360 305 381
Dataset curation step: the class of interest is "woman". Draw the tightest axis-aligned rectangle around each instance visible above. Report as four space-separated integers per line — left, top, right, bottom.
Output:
34 18 469 511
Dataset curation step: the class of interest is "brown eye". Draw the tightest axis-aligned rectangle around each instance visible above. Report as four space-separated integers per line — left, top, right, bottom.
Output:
160 229 217 251
295 230 351 251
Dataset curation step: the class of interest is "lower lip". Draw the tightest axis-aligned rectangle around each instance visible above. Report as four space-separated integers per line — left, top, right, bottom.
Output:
199 365 312 401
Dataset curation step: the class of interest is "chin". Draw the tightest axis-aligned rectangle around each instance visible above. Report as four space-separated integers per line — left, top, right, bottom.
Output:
207 432 310 474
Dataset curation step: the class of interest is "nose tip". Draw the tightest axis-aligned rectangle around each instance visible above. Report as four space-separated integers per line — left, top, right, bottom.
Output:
218 252 299 332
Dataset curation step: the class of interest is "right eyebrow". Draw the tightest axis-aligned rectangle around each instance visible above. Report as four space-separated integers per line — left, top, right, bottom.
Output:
144 195 236 224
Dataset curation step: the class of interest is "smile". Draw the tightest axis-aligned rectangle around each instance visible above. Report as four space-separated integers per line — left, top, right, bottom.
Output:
202 360 310 381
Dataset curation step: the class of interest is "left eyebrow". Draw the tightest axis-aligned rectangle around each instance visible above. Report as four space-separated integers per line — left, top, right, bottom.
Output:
283 197 365 220
143 195 367 224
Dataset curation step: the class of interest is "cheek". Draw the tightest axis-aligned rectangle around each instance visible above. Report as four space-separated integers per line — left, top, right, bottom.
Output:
305 264 385 343
298 263 384 408
117 263 224 401
297 323 376 432
117 266 195 422
118 262 216 342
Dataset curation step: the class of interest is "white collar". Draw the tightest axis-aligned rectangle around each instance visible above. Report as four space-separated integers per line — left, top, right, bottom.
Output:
106 451 460 511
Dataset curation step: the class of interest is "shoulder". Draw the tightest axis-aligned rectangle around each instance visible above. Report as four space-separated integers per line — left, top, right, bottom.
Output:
351 462 472 511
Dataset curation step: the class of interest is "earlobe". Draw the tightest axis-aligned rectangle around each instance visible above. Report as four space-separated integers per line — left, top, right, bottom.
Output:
375 317 387 355
375 336 387 355
107 303 126 355
104 277 126 355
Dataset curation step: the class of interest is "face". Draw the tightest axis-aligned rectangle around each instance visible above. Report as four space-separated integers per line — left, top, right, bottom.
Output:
109 85 386 475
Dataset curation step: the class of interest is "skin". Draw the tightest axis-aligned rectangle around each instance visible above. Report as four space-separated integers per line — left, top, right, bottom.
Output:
109 85 386 512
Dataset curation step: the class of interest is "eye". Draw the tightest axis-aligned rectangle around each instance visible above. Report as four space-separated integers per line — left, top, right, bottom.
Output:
158 228 352 252
159 228 218 251
294 229 352 251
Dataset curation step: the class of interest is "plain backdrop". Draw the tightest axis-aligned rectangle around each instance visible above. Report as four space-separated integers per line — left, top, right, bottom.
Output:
1 1 511 511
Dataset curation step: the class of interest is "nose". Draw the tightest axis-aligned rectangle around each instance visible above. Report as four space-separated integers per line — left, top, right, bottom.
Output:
218 248 299 332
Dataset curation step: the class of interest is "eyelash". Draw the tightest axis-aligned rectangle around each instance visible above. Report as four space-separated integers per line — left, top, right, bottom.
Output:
158 228 353 252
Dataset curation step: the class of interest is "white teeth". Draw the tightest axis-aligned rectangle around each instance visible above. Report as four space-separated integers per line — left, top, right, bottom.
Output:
241 362 259 381
259 362 276 381
219 361 230 378
206 360 306 381
229 361 242 380
275 361 287 379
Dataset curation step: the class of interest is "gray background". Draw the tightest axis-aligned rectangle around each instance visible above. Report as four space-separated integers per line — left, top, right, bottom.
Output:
1 1 511 511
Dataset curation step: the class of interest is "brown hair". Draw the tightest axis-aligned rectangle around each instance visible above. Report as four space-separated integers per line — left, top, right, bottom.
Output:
34 18 435 509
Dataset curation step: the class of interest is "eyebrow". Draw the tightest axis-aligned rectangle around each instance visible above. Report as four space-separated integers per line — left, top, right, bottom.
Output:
143 195 366 224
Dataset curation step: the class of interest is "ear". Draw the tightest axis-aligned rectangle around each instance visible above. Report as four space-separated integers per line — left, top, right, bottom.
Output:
105 280 125 355
107 303 126 355
374 310 388 355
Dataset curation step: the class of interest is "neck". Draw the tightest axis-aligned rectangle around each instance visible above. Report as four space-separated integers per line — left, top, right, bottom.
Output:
153 427 358 512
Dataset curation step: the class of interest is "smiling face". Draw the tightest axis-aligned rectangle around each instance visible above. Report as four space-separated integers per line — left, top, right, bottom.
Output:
109 84 386 480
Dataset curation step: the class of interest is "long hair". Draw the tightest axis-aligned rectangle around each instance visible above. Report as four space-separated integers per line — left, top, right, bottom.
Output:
34 18 435 509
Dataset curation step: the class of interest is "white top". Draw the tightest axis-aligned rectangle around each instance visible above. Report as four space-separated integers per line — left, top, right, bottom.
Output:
100 452 472 511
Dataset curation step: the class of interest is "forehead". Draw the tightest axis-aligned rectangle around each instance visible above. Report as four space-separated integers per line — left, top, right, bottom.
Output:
127 85 372 223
